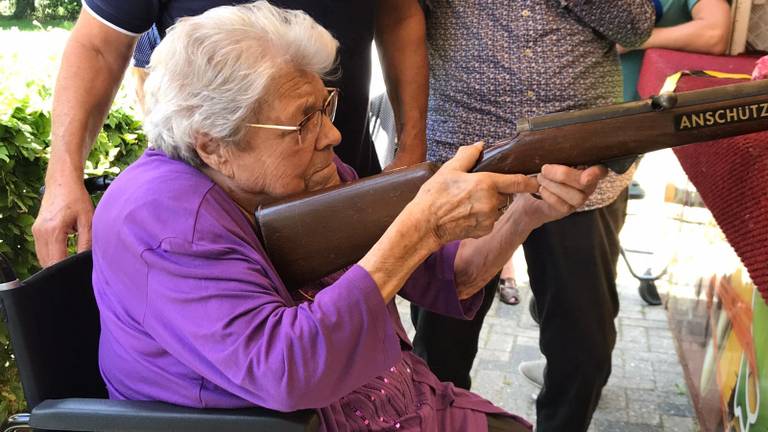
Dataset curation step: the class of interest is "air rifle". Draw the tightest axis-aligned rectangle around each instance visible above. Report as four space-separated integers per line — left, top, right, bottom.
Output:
255 79 768 287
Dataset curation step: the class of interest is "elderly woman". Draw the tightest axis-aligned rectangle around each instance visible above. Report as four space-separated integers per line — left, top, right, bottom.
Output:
91 2 605 431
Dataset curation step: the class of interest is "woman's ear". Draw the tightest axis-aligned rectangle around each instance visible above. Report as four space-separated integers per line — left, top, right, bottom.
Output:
194 133 234 177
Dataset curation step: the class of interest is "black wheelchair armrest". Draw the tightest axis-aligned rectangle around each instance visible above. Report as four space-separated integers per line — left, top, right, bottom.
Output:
30 398 319 432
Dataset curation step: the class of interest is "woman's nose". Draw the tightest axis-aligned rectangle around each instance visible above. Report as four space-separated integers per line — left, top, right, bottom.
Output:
316 116 341 150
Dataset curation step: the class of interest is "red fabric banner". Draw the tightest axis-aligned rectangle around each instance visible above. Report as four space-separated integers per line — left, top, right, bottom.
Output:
637 48 768 303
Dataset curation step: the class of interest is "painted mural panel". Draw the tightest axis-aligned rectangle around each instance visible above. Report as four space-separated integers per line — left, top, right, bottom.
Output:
669 270 767 431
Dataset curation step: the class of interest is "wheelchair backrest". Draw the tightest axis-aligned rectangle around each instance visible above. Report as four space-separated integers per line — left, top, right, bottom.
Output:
0 251 107 409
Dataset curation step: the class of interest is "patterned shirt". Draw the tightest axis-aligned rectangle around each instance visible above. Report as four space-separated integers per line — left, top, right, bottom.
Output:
425 0 654 210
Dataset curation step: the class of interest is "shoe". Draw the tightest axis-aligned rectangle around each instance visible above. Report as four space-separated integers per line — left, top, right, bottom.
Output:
498 278 520 305
518 359 546 389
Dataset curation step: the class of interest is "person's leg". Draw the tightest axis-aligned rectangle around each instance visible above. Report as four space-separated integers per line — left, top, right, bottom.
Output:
130 67 149 115
522 190 627 431
498 255 519 305
410 274 498 389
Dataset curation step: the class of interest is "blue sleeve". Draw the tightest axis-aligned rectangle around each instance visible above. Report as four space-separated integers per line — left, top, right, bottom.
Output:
132 25 161 68
83 0 160 35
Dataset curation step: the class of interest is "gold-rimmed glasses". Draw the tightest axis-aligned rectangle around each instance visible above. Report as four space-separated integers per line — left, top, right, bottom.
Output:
246 87 338 145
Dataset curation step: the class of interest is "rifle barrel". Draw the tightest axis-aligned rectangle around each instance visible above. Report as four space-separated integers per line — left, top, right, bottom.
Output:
257 80 768 286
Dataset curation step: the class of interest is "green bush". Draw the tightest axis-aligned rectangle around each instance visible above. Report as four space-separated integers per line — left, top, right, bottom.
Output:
34 0 80 20
0 0 80 20
0 82 146 421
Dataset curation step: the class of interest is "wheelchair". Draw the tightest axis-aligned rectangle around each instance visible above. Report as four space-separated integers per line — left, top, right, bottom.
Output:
0 178 319 431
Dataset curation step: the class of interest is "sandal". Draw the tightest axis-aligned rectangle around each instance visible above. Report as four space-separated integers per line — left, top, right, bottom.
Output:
498 277 520 305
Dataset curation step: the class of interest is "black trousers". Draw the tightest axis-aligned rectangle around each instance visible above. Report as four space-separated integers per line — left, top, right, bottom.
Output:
411 190 627 432
410 274 498 390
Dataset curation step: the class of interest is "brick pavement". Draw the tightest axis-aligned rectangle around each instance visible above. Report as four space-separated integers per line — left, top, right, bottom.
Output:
395 269 699 431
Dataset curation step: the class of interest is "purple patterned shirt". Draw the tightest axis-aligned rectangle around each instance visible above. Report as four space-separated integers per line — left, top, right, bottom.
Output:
425 0 655 210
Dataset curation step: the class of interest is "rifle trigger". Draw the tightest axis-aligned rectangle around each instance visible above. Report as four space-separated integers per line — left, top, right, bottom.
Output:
602 155 639 174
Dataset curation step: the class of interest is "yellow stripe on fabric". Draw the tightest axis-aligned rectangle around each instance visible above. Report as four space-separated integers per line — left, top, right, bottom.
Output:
660 70 753 94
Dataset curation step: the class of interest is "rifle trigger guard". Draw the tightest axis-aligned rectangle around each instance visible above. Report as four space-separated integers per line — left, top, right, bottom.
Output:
602 155 639 175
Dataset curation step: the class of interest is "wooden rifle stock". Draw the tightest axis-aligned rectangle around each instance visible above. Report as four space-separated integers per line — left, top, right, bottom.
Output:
255 80 768 287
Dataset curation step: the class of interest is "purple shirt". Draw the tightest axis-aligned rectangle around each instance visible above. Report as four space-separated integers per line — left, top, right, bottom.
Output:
92 149 530 431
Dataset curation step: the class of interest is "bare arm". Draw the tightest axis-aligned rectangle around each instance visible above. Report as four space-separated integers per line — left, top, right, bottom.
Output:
635 0 730 54
32 8 137 266
374 0 428 170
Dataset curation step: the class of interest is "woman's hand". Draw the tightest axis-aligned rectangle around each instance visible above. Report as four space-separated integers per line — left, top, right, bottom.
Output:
452 163 606 300
513 164 607 229
360 142 539 303
409 142 540 249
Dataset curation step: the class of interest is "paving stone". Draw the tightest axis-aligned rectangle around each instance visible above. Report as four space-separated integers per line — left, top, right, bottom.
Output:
491 321 524 335
476 348 511 362
644 307 670 322
515 335 540 347
658 401 694 418
611 354 625 370
652 359 684 375
621 317 672 329
626 400 661 426
597 387 627 410
620 325 650 348
609 375 658 391
494 302 525 320
595 420 663 432
484 334 516 351
628 390 691 407
620 309 648 320
508 345 544 366
609 366 626 379
592 407 630 423
474 358 512 374
624 358 654 374
661 414 699 431
655 376 690 396
649 336 678 354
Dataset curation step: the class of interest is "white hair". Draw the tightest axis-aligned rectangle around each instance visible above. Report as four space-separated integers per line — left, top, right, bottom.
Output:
142 1 340 166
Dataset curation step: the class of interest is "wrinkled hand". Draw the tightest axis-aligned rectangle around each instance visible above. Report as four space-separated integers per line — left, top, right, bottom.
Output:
32 179 93 267
516 164 607 227
412 143 539 247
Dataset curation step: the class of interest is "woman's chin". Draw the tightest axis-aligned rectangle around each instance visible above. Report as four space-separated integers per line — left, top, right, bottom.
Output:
305 164 338 191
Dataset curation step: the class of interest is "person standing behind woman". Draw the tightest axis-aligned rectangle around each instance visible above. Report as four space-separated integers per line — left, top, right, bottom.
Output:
412 2 654 431
620 0 731 101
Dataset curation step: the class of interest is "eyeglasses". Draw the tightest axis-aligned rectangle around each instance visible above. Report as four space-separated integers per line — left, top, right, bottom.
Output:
246 87 338 145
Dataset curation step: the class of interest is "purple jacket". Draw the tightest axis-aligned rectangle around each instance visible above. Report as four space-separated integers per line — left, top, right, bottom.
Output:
92 149 529 431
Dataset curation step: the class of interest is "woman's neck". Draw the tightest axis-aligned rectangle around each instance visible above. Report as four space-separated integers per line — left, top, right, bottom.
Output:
200 166 271 223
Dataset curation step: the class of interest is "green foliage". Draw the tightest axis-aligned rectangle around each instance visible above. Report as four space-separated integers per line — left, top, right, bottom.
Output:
33 0 80 21
0 16 73 30
0 0 81 21
0 78 146 421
